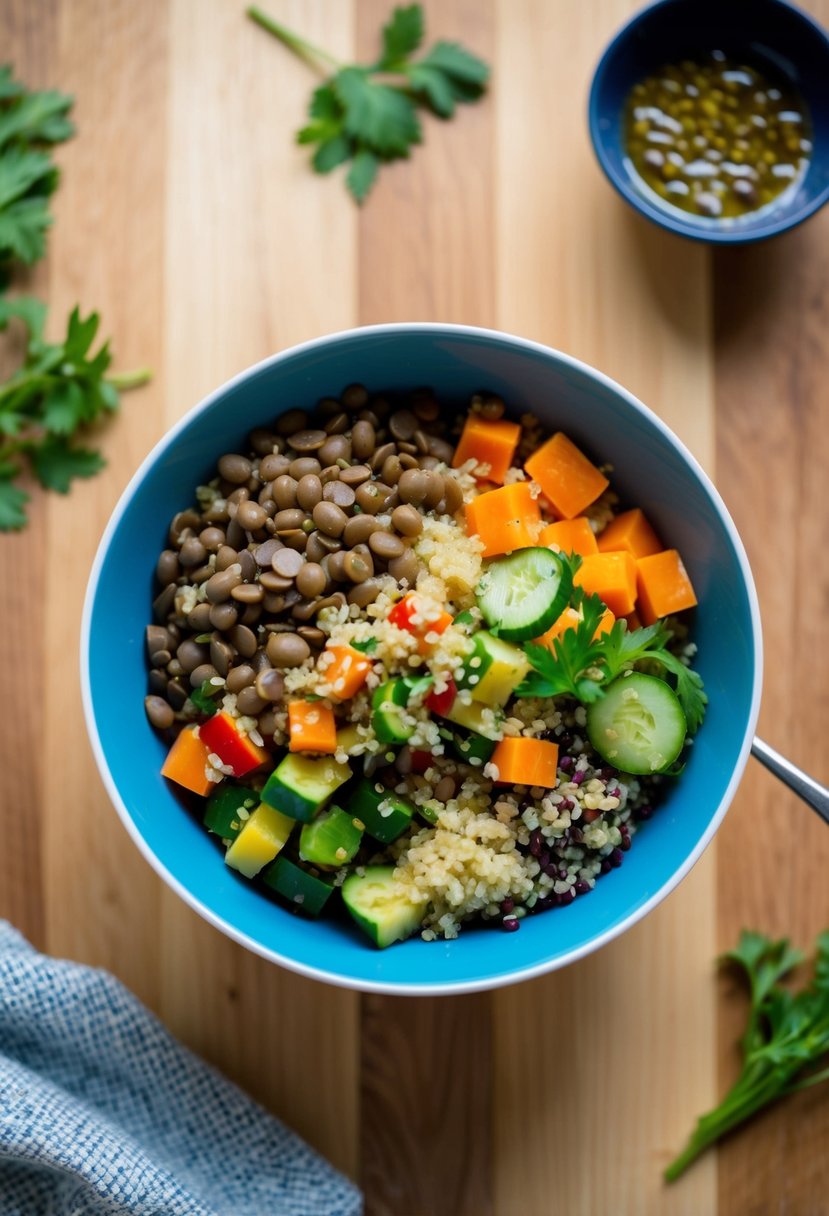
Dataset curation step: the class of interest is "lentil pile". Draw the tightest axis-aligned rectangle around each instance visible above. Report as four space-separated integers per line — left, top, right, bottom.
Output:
624 51 812 221
146 385 704 947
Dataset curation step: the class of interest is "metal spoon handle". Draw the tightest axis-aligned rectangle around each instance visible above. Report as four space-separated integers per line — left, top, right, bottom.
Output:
751 737 829 826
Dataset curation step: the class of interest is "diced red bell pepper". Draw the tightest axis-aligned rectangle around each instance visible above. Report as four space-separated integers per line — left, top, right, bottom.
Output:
409 750 433 774
426 678 457 717
388 594 418 631
388 593 453 653
199 711 268 778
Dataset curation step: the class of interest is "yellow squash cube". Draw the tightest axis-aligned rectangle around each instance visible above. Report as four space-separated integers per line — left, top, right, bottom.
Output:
225 803 295 878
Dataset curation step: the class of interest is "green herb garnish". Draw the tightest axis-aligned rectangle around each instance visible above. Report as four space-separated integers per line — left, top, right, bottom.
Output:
0 298 150 530
247 3 489 202
188 680 222 718
667 928 829 1181
351 637 378 654
0 65 74 282
514 554 707 731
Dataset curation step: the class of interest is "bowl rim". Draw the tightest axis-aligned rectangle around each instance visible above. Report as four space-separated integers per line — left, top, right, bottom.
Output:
80 321 764 995
587 0 829 245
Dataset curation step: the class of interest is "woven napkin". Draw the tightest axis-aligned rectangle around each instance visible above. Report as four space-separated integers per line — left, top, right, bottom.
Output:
0 921 362 1216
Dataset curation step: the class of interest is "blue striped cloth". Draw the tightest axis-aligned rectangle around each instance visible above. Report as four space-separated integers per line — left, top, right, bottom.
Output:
0 922 362 1216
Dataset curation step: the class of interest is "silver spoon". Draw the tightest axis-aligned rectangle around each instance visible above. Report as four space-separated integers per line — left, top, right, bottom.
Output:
751 738 829 827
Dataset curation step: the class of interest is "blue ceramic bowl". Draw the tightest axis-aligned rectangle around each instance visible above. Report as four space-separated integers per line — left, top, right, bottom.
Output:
589 0 829 243
82 325 762 994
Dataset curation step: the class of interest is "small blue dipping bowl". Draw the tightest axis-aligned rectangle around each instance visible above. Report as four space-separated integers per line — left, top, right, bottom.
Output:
589 0 829 243
82 326 762 994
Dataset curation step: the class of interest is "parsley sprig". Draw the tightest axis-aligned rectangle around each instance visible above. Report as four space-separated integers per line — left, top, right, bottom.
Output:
247 3 489 202
0 65 74 283
666 928 829 1180
0 297 150 529
514 553 707 732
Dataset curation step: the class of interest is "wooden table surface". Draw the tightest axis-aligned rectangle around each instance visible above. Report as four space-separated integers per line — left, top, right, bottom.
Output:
2 2 828 1212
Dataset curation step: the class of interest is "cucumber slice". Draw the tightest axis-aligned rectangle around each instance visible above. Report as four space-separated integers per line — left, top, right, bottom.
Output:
203 784 258 840
262 855 334 916
450 728 497 767
348 778 416 844
586 673 687 774
224 803 295 877
299 805 364 867
261 753 351 822
371 679 414 745
457 630 530 707
342 866 424 948
476 548 572 642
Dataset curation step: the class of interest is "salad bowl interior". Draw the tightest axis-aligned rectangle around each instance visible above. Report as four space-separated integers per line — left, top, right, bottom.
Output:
82 324 761 994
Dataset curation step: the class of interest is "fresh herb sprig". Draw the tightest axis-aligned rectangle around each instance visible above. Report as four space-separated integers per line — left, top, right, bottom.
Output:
514 553 707 731
0 65 74 282
0 297 150 530
247 3 489 202
666 928 829 1181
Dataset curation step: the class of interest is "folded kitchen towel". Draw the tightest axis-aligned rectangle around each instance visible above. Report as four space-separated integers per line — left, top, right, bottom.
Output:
0 921 362 1216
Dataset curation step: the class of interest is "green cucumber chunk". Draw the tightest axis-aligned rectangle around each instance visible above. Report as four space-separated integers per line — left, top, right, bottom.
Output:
450 728 497 767
348 778 415 844
371 679 414 745
299 805 364 867
476 547 572 642
342 866 424 948
457 630 530 706
586 672 687 774
261 753 351 823
262 855 335 916
203 784 257 840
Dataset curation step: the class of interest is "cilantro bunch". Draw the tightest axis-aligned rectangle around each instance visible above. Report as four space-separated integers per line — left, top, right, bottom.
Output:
0 65 74 284
667 928 829 1180
515 553 707 732
247 3 489 201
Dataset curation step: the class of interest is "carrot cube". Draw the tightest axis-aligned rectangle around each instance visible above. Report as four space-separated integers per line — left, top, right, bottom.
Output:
539 517 598 557
598 508 662 559
534 604 614 648
636 549 698 625
161 726 213 796
491 736 559 789
320 645 373 700
524 432 609 519
452 415 521 485
288 701 338 754
464 481 541 558
574 551 637 617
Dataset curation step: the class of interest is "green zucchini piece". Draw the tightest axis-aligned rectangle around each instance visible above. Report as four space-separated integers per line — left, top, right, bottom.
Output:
262 855 335 916
342 866 424 948
261 753 351 823
348 778 415 844
371 679 414 745
450 728 497 767
203 784 257 840
586 672 687 774
299 805 364 867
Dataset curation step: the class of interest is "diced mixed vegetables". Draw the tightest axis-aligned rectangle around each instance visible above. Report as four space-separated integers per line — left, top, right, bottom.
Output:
145 387 705 948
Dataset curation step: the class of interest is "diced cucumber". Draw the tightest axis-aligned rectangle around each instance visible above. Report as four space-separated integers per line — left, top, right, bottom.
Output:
262 855 334 916
299 805 364 867
458 630 530 707
348 778 415 844
476 548 572 642
261 753 351 823
342 866 424 948
416 802 440 825
224 803 295 877
586 672 687 774
203 784 258 840
371 679 414 745
442 697 504 741
450 728 497 767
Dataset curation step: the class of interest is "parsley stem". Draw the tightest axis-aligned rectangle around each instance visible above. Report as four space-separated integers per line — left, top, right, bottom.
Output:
108 367 152 390
246 6 342 74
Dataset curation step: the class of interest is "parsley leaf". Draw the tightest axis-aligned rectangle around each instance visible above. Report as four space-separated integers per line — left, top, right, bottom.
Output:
188 680 221 718
31 434 104 492
0 467 28 529
350 637 378 654
248 4 489 202
667 928 829 1181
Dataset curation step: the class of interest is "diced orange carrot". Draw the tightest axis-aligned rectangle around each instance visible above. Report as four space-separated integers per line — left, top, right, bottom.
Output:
598 508 662 559
320 645 373 700
574 551 637 617
539 517 598 557
534 604 615 648
452 415 521 485
465 482 541 558
524 432 609 519
288 701 338 754
161 726 213 796
636 549 698 625
491 736 560 789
